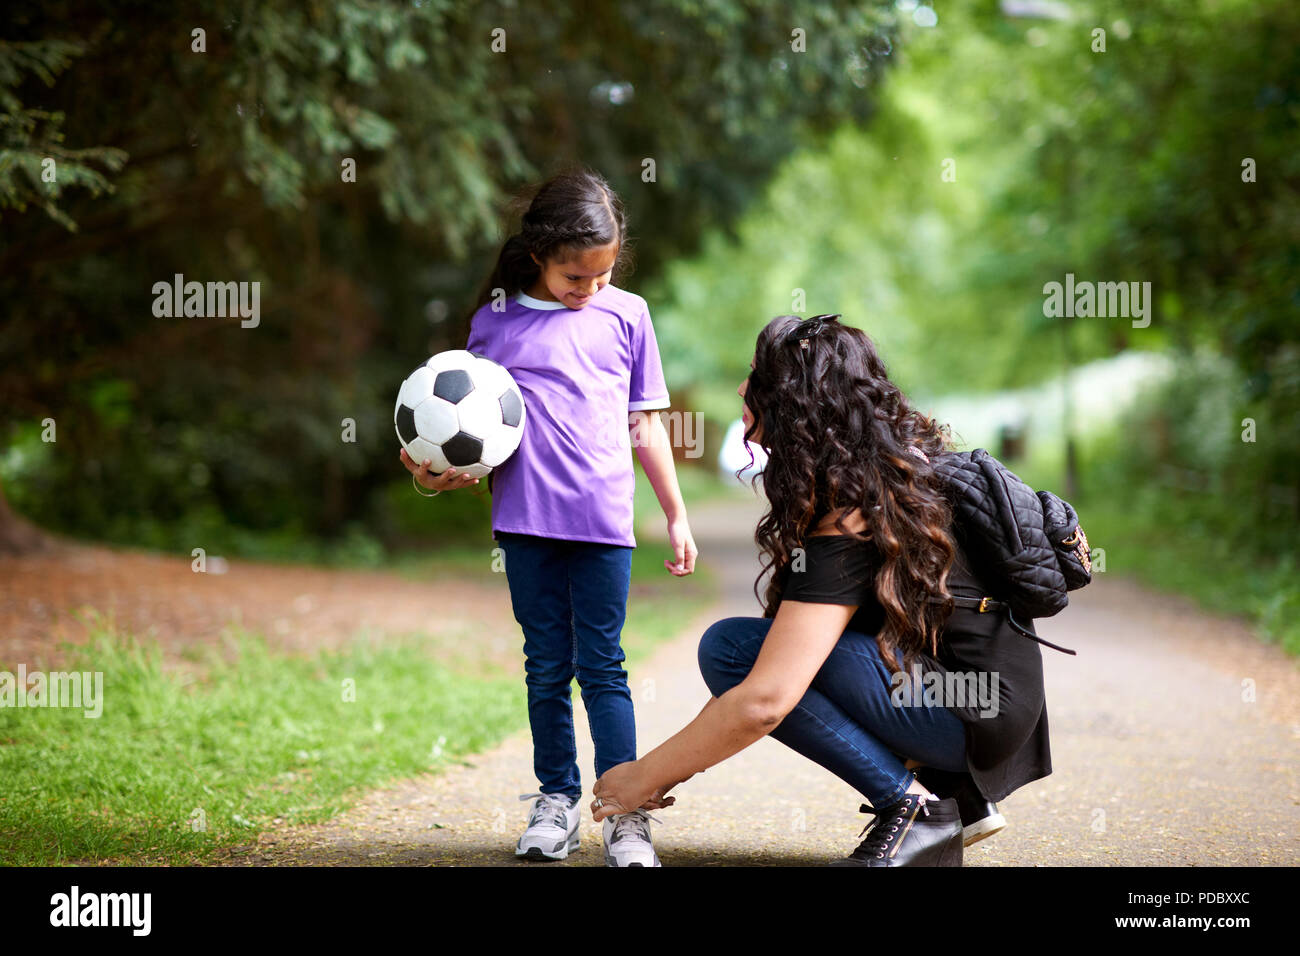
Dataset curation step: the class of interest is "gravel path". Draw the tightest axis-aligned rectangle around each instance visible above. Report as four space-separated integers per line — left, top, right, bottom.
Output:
223 489 1300 866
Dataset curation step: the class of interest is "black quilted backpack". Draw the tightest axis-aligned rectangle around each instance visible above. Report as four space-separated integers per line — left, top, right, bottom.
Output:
930 448 1092 655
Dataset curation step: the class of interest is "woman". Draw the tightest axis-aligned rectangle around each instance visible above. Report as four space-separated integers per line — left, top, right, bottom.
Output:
590 314 1052 866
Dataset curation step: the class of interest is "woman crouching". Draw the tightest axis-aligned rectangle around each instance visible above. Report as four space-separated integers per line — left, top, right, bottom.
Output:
591 313 1050 866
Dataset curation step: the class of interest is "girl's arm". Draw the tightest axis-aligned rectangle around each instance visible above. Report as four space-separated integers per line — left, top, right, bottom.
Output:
591 598 859 818
629 410 696 573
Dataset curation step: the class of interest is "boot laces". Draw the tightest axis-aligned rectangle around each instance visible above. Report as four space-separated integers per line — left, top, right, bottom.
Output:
851 794 934 860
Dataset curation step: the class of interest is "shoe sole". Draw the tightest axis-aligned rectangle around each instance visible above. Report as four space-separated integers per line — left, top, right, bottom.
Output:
516 833 580 861
962 813 1007 847
830 828 964 866
604 851 661 867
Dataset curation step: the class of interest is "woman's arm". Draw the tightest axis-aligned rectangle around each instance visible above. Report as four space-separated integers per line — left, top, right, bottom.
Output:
591 598 859 819
630 410 697 574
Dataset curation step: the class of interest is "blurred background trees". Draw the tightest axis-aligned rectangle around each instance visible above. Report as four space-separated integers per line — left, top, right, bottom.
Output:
0 0 895 553
2 0 1297 642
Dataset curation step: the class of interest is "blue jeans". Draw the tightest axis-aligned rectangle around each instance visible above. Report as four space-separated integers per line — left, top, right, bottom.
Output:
496 532 636 802
697 616 968 807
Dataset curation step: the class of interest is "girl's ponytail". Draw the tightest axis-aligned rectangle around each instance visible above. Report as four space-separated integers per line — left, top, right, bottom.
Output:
471 168 629 314
477 234 539 311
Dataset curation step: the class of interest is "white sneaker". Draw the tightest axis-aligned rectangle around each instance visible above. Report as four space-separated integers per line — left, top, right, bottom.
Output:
602 809 662 867
516 792 581 861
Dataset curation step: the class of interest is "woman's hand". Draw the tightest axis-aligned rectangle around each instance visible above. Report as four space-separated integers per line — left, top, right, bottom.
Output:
665 516 698 576
591 760 677 822
399 446 480 491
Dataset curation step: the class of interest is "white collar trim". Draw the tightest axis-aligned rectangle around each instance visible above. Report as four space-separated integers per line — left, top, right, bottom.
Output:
515 291 568 310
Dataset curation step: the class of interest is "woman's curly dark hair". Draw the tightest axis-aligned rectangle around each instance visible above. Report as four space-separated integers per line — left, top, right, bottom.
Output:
740 314 957 672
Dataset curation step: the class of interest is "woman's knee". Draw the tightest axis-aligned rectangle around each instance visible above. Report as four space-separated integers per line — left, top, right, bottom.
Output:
698 616 745 667
697 616 767 695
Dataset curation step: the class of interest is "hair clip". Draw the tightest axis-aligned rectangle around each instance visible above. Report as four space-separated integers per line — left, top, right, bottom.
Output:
785 314 841 350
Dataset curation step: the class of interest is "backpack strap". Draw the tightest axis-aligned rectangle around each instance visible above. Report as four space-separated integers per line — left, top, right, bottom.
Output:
1005 607 1078 656
938 595 1079 656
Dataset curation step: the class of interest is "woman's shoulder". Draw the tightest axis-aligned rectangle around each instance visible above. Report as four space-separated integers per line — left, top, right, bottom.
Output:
780 510 877 603
797 510 876 576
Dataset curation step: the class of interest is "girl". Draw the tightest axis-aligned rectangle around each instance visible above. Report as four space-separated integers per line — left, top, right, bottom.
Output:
591 314 1053 866
399 168 698 867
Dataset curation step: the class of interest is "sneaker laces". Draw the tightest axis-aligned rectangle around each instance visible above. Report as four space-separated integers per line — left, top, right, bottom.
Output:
608 808 663 843
519 792 572 829
850 793 934 861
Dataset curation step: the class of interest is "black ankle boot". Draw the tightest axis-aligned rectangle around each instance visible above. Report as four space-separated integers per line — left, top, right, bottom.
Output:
913 767 1006 847
829 792 963 867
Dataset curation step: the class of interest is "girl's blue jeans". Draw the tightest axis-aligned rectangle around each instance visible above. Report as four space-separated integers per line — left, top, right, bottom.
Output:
496 532 636 802
697 616 968 807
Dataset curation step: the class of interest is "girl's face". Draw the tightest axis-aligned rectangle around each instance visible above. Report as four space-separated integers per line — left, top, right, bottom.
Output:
529 240 619 309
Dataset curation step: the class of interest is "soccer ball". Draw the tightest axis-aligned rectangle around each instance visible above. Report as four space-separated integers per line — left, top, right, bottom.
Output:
394 350 526 479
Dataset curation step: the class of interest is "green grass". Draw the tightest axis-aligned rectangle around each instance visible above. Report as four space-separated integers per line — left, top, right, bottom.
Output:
0 621 527 866
0 456 728 865
0 532 719 866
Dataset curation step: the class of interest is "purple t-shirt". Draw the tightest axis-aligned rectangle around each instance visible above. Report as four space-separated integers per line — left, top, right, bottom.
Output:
465 284 671 547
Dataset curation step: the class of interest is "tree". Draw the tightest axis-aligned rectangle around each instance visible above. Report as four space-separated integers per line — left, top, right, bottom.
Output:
0 0 901 552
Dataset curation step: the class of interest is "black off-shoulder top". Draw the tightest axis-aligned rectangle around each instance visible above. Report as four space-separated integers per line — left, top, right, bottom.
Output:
778 532 1051 803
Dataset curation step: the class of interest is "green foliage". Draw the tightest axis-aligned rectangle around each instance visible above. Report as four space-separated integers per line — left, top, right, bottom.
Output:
0 38 128 229
652 0 1299 409
1088 353 1297 557
1 0 1295 587
0 0 899 551
1010 354 1300 657
649 108 1020 415
635 0 1300 654
976 0 1300 409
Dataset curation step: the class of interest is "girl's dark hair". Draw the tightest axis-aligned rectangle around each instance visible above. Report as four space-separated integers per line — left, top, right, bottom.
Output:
473 168 630 312
741 314 957 672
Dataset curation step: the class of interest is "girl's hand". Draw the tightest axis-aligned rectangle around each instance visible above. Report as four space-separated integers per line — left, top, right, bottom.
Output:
399 447 480 491
665 516 698 576
591 760 676 822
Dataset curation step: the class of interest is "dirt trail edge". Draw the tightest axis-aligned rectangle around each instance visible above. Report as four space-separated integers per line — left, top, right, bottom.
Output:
223 490 1300 866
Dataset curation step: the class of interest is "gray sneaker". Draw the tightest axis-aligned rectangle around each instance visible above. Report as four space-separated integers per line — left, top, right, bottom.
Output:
602 809 662 867
516 792 581 861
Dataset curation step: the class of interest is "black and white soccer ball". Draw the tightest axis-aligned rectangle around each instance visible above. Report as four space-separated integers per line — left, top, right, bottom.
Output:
394 350 526 479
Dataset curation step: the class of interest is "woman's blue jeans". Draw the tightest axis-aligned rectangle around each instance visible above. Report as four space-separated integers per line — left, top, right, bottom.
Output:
496 532 636 802
698 616 968 807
